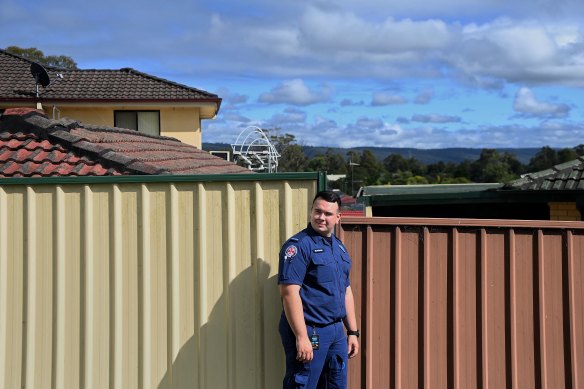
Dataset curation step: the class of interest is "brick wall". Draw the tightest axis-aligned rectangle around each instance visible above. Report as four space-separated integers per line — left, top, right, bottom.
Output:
549 201 582 221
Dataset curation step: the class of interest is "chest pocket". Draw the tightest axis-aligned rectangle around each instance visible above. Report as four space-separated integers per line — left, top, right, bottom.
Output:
339 253 351 282
309 252 336 283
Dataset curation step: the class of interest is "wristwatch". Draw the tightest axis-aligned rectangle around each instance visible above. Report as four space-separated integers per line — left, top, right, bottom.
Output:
347 329 360 338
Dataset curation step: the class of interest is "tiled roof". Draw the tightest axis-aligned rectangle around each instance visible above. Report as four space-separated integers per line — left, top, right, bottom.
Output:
0 49 221 104
504 157 584 190
0 107 251 177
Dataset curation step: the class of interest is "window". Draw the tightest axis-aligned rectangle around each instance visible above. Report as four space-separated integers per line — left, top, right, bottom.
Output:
114 110 160 136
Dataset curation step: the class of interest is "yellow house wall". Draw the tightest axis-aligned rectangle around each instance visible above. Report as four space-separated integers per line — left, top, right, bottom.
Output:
549 201 582 221
0 178 317 389
46 106 203 148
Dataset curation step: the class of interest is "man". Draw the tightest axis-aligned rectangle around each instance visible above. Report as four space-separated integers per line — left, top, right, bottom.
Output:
278 190 359 389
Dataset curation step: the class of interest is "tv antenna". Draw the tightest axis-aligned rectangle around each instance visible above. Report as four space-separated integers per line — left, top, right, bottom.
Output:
30 62 63 97
231 126 280 172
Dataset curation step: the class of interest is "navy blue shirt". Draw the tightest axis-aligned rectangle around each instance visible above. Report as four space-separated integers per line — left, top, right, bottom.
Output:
278 224 352 326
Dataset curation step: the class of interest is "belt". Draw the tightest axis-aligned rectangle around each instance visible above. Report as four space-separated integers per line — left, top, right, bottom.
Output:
306 318 342 328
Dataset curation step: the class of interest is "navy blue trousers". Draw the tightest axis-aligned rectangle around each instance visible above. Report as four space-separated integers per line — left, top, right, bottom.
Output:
279 314 348 389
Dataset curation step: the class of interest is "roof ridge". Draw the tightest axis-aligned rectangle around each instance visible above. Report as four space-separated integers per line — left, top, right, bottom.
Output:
48 128 142 174
118 67 218 98
80 123 187 142
0 48 65 71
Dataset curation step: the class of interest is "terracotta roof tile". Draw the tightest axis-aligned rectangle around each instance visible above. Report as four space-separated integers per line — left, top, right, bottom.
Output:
0 107 251 177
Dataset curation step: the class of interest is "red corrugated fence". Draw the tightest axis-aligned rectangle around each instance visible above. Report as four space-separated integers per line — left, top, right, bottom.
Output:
339 217 584 389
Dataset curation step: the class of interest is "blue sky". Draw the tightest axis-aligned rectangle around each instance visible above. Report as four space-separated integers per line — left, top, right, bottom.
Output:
3 0 584 149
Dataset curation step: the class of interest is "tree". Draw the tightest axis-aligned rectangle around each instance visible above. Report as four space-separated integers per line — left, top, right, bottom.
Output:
279 144 308 172
308 149 347 174
323 149 347 174
470 149 519 183
383 154 410 173
527 146 558 172
558 148 579 163
307 155 329 172
266 130 308 172
358 150 387 186
6 46 78 69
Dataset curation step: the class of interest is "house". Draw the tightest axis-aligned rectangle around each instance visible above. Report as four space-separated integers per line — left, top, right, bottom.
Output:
502 157 584 220
0 49 221 148
0 107 249 176
357 158 584 221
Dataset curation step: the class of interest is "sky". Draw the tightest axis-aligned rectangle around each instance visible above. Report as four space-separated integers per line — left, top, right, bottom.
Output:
2 0 584 149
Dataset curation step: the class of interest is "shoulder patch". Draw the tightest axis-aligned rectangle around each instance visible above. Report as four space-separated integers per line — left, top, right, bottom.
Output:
285 245 298 258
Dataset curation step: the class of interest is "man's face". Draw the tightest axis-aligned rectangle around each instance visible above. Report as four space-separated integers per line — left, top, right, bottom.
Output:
310 198 341 237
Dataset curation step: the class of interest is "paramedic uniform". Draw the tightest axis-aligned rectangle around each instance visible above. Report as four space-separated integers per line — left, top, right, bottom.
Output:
278 224 352 388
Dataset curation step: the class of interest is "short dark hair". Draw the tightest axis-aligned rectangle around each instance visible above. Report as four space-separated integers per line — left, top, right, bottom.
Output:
312 190 342 211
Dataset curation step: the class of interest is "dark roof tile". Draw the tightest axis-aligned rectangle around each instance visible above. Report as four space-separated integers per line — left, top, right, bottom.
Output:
0 107 250 177
504 156 584 191
0 49 221 105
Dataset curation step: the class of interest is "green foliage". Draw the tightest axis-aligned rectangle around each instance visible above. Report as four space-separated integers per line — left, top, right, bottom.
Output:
307 149 347 173
468 149 522 182
6 46 78 69
279 144 308 172
266 130 309 172
527 146 557 172
235 129 581 186
558 148 579 163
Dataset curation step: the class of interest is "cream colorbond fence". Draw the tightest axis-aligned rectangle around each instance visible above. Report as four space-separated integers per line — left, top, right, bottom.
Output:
0 173 324 389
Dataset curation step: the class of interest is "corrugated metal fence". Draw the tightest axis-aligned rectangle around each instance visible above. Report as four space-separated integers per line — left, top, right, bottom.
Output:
0 173 322 389
339 217 584 389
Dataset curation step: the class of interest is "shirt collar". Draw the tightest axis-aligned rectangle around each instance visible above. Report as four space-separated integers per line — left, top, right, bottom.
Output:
306 223 336 246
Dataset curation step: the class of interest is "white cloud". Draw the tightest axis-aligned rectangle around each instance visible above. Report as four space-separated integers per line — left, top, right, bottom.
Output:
268 107 307 124
299 7 452 54
414 89 434 104
221 112 252 123
340 99 365 106
513 87 570 118
371 92 408 106
355 117 384 129
411 114 462 123
452 18 584 86
258 79 334 106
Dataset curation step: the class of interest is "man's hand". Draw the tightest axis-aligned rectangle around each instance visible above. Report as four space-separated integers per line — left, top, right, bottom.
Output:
296 335 314 362
347 335 359 358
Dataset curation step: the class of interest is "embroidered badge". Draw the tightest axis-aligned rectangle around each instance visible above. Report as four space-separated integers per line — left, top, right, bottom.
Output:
285 245 298 258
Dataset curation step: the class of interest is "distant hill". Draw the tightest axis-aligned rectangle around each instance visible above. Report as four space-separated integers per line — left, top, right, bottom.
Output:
203 143 543 164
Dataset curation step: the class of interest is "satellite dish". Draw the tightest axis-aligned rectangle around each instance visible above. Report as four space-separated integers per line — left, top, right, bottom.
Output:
30 62 51 87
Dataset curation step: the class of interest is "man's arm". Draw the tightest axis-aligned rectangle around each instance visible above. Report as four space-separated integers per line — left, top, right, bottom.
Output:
344 286 360 358
280 284 314 362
